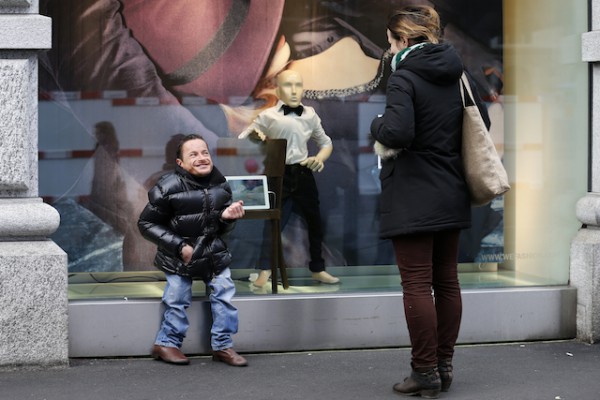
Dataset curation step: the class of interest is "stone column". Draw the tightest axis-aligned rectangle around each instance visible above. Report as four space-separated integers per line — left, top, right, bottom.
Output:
0 1 68 368
573 1 600 344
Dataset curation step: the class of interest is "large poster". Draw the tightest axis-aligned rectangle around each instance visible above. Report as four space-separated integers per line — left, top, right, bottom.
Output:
39 0 504 273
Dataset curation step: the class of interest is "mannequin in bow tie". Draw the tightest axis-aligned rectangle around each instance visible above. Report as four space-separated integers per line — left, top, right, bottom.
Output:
239 69 338 287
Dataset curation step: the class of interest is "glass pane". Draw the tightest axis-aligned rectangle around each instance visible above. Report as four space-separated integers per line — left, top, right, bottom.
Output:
37 0 586 298
502 0 588 285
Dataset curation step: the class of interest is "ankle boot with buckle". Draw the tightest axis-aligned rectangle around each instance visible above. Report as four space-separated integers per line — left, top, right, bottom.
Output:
393 365 441 399
437 359 453 392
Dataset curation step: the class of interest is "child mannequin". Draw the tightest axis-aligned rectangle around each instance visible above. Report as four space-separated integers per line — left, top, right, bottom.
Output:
239 70 339 287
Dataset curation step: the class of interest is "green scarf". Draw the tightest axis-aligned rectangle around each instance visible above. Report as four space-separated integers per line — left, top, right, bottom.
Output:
391 43 428 72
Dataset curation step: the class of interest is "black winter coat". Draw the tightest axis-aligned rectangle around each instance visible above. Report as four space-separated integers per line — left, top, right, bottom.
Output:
137 165 235 281
370 43 487 239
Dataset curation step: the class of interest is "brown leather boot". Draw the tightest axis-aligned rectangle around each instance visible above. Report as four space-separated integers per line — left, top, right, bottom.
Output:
393 366 441 399
212 348 248 367
151 345 190 365
438 359 453 392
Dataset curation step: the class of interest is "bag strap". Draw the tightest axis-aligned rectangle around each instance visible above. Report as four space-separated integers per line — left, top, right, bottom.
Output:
459 72 476 108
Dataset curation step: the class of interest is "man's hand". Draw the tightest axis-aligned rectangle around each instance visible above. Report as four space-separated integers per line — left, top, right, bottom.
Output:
180 244 193 264
222 200 245 220
300 156 325 172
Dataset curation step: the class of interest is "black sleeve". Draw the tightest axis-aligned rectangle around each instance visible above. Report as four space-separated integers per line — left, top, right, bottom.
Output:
137 182 185 257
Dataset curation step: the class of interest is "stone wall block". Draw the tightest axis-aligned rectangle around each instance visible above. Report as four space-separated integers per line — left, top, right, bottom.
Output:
0 0 35 14
0 198 60 238
582 31 600 62
570 228 600 343
0 241 68 369
0 15 50 48
575 193 600 226
0 57 36 194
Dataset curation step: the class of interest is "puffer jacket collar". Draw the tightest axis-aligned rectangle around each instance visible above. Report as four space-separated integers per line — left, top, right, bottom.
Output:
174 165 227 189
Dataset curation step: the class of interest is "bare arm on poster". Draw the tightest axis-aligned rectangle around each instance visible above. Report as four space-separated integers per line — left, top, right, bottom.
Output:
40 0 220 145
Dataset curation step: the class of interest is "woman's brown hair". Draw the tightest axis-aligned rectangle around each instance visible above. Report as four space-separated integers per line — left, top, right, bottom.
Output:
387 5 442 45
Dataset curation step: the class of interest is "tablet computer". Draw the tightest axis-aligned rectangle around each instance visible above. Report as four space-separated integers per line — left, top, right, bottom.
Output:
225 175 270 210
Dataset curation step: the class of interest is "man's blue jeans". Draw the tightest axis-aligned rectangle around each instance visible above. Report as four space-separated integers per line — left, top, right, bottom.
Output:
155 268 239 351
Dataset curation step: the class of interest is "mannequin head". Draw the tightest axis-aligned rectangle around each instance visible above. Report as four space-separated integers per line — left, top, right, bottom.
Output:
275 70 304 107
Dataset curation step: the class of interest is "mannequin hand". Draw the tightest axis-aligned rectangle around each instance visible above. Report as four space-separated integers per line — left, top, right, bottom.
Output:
222 200 245 220
248 129 267 142
300 156 324 172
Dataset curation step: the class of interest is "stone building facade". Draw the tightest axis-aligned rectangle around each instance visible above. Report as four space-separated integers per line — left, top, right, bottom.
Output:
0 0 68 368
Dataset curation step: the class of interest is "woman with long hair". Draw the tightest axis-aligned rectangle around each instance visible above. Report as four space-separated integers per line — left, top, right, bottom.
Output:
370 5 489 398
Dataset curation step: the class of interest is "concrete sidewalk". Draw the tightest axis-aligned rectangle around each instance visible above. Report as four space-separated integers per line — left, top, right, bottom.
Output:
1 340 598 400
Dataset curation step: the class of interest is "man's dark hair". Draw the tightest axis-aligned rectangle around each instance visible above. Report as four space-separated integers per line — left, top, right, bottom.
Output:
176 134 206 159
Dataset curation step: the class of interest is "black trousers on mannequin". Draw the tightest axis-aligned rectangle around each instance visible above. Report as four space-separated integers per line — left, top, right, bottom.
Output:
258 164 325 272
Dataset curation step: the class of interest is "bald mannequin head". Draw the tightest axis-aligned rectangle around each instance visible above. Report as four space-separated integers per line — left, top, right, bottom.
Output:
275 70 304 108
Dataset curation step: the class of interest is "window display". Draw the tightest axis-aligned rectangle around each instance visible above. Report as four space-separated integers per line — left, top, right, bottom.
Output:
38 0 585 297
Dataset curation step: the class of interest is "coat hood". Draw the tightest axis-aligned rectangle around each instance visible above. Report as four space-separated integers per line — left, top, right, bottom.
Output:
398 42 463 85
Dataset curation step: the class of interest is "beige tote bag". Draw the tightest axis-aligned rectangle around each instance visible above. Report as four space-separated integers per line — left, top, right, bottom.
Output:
460 73 510 206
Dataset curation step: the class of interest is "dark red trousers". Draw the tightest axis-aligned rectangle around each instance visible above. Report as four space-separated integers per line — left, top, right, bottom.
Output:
392 229 463 368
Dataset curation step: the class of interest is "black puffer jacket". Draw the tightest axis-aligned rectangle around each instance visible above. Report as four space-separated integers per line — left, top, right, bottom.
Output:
370 43 486 239
137 165 235 281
